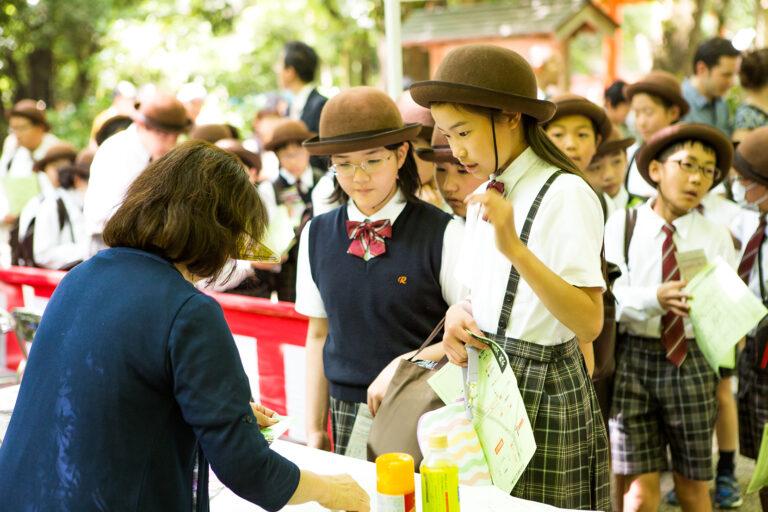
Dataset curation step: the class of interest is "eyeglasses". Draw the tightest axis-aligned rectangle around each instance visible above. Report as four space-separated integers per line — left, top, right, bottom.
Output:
330 153 393 177
668 159 721 181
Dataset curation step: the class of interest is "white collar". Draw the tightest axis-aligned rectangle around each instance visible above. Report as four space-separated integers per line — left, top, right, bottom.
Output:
347 187 407 223
493 147 546 195
644 197 697 241
279 166 314 189
290 84 315 120
610 186 629 210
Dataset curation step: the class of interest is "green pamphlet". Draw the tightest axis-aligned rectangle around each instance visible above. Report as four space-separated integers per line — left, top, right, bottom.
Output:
3 175 40 215
747 423 768 494
684 258 768 374
427 333 536 493
260 415 295 444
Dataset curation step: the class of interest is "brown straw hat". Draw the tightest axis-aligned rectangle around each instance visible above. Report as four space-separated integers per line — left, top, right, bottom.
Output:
188 123 236 143
7 99 50 131
594 125 635 158
409 44 556 122
264 119 315 152
636 123 732 189
733 126 768 187
33 141 77 171
303 87 421 155
546 93 612 142
396 90 435 141
415 129 460 165
215 138 262 171
132 90 192 133
624 70 690 118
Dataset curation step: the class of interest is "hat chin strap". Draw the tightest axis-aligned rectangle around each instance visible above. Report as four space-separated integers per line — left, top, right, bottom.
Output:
490 113 499 180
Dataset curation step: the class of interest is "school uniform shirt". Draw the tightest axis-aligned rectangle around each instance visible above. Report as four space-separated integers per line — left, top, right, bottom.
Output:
698 191 741 228
457 147 605 346
311 173 339 217
198 259 255 293
295 188 466 317
0 132 59 181
258 167 316 223
625 142 657 198
681 78 733 137
33 188 89 270
605 201 737 338
83 124 150 237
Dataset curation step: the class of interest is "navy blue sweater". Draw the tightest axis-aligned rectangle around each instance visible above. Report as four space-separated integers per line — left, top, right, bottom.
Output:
309 201 450 402
0 248 299 512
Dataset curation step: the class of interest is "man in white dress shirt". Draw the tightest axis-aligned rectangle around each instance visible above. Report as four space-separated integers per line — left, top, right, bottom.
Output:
83 90 191 254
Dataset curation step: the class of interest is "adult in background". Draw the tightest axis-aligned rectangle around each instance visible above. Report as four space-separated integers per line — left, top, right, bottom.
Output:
276 41 328 170
681 37 741 138
733 48 768 143
0 140 369 512
83 90 191 254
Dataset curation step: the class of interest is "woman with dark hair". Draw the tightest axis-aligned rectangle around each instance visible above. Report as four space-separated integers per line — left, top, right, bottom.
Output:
733 48 768 143
297 86 465 455
410 44 610 510
0 140 369 512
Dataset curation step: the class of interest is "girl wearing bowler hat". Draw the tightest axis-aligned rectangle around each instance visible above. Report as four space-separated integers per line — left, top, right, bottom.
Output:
729 125 768 511
296 86 465 455
410 44 610 510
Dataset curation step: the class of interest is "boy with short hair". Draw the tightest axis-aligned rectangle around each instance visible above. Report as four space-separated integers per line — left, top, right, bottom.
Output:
585 125 643 216
604 123 737 512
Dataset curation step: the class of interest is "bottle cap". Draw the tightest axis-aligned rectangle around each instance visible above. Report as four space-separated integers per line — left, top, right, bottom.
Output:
376 453 415 495
429 431 448 450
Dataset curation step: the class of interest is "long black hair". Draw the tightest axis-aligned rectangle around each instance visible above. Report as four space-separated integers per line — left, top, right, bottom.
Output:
328 141 421 205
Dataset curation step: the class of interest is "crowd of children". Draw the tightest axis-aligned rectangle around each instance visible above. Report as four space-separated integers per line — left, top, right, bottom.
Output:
1 35 767 512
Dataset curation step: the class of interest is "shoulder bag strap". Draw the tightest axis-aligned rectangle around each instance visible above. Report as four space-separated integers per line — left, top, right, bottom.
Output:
496 170 565 336
624 207 638 270
408 317 446 362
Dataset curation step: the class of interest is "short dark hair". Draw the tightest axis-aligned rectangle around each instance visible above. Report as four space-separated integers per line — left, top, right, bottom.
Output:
283 41 319 83
739 48 768 90
604 80 628 108
329 142 421 205
693 37 740 72
103 140 267 281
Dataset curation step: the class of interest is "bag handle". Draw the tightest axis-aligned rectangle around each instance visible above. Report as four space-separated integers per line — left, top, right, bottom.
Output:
407 316 446 362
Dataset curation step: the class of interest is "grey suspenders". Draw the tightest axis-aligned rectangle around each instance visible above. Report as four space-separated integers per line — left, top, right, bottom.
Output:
496 171 565 336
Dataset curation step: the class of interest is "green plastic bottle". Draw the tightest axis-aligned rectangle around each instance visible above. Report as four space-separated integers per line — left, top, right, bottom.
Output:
420 432 460 512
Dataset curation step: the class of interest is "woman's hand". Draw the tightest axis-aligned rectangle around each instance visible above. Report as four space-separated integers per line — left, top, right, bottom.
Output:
466 190 523 262
289 471 370 511
367 356 401 416
442 303 489 366
250 402 278 428
656 280 691 317
306 429 332 452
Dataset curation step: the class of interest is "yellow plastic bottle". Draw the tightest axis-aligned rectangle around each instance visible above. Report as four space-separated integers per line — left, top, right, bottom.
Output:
420 432 460 512
376 452 416 512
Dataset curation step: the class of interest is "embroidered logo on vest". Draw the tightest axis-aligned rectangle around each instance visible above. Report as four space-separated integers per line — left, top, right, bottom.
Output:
397 276 407 284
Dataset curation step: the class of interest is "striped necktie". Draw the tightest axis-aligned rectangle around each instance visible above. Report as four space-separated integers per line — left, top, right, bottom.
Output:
737 214 767 284
660 223 687 366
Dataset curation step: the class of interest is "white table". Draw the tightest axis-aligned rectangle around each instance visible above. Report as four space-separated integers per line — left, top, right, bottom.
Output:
210 440 588 511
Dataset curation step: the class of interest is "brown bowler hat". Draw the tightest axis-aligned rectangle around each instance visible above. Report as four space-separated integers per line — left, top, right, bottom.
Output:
415 129 460 165
637 123 732 189
303 87 421 155
625 71 690 118
734 126 768 187
546 93 612 142
7 99 50 131
215 138 262 171
132 90 192 133
94 115 133 146
188 123 236 143
396 90 434 141
33 141 77 171
594 125 635 158
409 44 556 122
264 119 315 152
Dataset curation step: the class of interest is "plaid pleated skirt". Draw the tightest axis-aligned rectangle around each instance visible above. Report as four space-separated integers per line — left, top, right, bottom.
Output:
328 396 361 455
738 336 768 460
483 333 611 512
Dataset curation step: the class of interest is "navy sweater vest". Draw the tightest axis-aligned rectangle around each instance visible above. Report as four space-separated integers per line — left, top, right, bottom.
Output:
308 200 451 402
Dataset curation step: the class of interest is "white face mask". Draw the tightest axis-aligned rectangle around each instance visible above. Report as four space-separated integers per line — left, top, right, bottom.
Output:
731 180 752 209
741 181 768 211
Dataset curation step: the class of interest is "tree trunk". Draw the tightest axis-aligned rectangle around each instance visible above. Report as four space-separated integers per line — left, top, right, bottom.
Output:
27 47 53 105
652 0 705 76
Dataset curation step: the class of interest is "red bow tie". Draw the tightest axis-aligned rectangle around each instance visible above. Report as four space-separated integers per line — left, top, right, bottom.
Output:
487 179 505 194
346 219 392 259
